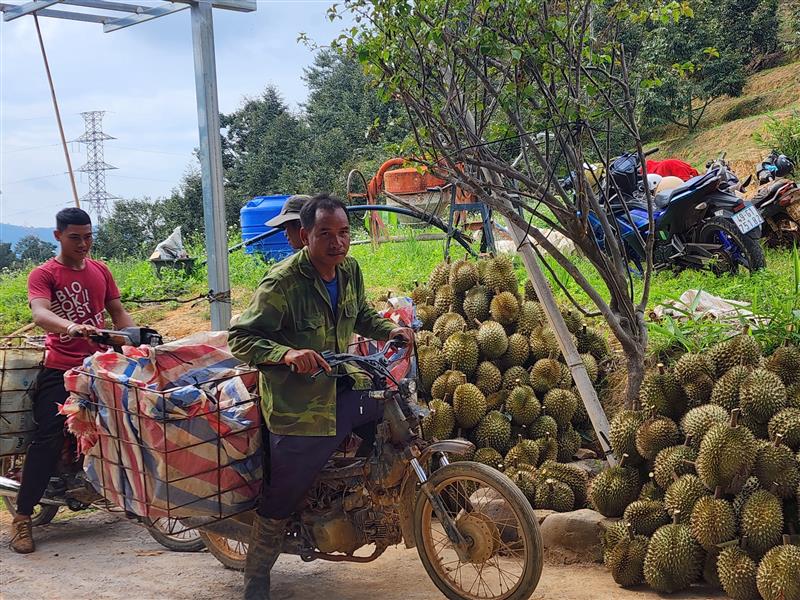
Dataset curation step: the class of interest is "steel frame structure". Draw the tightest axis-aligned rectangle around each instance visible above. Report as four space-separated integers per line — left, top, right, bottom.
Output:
76 110 117 222
1 0 256 330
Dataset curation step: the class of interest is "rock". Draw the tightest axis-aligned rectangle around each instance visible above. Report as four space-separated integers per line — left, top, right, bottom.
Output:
539 509 609 564
574 448 597 460
483 499 519 544
533 509 555 524
570 459 606 478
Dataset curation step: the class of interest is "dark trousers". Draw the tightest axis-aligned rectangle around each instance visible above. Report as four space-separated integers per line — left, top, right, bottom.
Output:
17 368 69 516
258 388 381 519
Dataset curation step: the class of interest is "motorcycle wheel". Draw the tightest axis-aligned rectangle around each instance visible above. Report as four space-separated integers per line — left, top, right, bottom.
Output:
143 517 206 552
413 461 543 600
198 530 248 570
699 216 766 275
2 497 59 527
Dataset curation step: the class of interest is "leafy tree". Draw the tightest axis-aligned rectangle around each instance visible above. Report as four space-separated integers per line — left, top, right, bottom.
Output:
14 235 55 264
94 198 172 259
0 242 17 270
161 168 207 237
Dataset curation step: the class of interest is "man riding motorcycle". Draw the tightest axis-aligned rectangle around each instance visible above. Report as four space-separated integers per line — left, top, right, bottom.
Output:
10 207 135 554
228 193 413 600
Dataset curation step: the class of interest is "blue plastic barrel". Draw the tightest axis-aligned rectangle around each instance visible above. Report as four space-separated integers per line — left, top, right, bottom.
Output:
240 195 294 260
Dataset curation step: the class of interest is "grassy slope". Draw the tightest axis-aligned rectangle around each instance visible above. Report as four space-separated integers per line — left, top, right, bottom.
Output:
651 61 800 176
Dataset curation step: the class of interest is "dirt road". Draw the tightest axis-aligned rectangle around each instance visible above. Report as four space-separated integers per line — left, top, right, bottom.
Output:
1 510 725 600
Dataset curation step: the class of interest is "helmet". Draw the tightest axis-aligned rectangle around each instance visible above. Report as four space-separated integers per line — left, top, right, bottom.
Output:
655 176 683 194
774 154 794 177
646 173 663 192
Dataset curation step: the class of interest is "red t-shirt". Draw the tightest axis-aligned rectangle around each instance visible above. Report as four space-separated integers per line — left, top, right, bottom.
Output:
646 159 699 182
27 258 121 371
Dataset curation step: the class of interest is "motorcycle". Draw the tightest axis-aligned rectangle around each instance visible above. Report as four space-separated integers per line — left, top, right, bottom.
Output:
0 327 205 552
188 339 544 600
751 153 800 248
582 148 766 275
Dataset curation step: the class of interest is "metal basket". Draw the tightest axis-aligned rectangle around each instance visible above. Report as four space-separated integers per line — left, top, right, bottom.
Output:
71 366 262 524
0 336 45 457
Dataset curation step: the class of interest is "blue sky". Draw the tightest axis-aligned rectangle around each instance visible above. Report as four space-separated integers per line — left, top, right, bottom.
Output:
1 0 349 227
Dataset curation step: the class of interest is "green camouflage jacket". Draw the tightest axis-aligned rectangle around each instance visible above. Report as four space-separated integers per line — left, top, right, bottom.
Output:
228 248 396 436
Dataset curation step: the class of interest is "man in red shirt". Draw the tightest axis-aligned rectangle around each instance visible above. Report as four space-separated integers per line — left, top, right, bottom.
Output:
10 207 135 554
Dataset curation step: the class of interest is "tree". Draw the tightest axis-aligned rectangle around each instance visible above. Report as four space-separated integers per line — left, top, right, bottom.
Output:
639 4 746 131
338 0 675 407
0 242 17 270
161 167 207 237
14 235 55 264
93 198 172 260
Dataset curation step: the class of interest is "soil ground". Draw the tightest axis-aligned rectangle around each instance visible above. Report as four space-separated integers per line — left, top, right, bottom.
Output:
1 510 726 600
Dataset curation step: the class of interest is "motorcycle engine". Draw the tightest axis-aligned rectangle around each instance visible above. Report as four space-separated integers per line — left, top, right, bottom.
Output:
307 506 402 554
653 240 677 266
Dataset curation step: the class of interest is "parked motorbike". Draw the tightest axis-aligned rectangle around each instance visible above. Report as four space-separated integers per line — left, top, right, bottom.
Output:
751 154 800 248
0 327 205 552
188 339 544 600
579 148 766 275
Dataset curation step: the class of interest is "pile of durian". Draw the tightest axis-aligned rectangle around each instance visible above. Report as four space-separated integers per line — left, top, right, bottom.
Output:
594 334 800 598
413 254 610 513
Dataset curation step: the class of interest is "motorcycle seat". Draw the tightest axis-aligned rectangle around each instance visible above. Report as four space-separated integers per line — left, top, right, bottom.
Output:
753 178 792 206
653 171 720 209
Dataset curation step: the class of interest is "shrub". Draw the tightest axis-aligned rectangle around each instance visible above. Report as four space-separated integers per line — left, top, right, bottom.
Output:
753 111 800 162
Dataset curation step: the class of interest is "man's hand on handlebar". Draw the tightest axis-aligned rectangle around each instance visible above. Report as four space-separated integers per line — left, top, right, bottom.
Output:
283 348 332 375
388 327 414 348
67 322 99 339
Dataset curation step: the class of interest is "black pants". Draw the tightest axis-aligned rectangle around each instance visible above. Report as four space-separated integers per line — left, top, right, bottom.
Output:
17 368 68 516
258 388 381 519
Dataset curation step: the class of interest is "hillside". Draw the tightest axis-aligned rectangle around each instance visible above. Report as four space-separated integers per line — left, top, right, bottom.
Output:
0 223 53 247
651 60 800 177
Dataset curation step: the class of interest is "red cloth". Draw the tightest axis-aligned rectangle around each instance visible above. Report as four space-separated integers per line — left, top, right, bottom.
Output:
645 159 699 181
27 258 121 370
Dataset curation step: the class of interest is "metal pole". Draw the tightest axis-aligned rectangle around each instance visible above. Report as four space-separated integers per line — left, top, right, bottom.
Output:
190 0 231 330
33 14 80 208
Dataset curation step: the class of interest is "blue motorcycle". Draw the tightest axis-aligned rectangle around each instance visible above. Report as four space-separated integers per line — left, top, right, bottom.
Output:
578 150 766 275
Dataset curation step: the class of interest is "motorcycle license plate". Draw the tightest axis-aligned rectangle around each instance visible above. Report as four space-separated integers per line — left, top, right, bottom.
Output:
732 205 764 234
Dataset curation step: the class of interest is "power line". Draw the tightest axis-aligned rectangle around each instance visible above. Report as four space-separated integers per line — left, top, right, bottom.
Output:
3 172 68 185
75 110 117 222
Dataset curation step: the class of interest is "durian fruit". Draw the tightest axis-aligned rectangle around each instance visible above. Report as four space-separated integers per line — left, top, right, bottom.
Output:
442 331 479 377
604 523 649 587
502 366 530 390
787 383 800 409
689 487 737 551
422 399 455 441
602 520 629 552
427 260 451 291
755 539 800 600
558 304 583 334
708 333 762 377
609 410 647 466
416 303 440 330
523 279 538 301
680 404 729 448
753 435 800 498
718 539 760 600
432 311 465 340
534 434 559 465
475 320 509 359
635 413 680 461
452 383 487 429
740 368 787 424
449 259 479 293
733 476 762 520
473 447 504 469
431 369 466 400
473 361 502 396
674 352 714 383
542 388 578 429
664 474 709 524
571 392 589 428
653 442 698 488
504 437 539 468
418 345 446 393
576 325 610 360
462 285 490 323
516 301 545 337
764 345 800 386
474 410 512 452
528 415 558 440
534 477 575 512
537 460 588 507
410 281 433 306
496 333 529 369
703 549 722 588
581 353 599 384
712 365 754 411
639 473 665 501
506 385 540 426
530 358 563 394
638 364 688 421
623 499 669 536
507 469 537 503
556 425 581 462
740 490 784 557
483 254 518 295
642 514 703 593
768 407 800 450
696 410 758 492
433 283 455 314
415 330 442 349
589 454 641 517
529 325 560 361
489 291 520 327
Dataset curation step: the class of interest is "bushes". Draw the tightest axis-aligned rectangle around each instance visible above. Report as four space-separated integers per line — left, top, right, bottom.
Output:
754 110 800 162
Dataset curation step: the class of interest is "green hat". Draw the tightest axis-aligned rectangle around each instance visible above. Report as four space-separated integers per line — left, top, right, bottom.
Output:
265 194 312 228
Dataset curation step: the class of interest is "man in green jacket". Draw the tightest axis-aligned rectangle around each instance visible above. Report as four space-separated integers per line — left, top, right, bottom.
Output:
228 194 412 600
